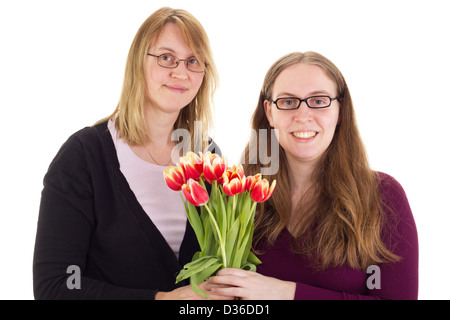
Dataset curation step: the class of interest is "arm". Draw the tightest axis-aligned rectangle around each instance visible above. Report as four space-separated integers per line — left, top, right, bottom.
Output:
33 133 158 299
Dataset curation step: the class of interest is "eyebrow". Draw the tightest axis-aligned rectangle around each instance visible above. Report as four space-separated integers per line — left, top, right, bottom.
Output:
155 46 176 53
276 90 332 98
153 46 196 57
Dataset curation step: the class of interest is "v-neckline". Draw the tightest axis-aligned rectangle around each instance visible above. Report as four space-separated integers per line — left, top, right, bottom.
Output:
97 121 196 268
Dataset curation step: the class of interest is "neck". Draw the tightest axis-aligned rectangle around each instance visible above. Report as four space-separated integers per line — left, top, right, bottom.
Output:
143 105 179 146
286 156 317 196
285 156 319 233
132 104 181 166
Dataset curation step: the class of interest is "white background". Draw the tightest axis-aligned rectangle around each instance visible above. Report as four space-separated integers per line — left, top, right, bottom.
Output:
1 0 449 300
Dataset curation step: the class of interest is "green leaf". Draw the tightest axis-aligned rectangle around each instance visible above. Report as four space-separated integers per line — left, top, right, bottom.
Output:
214 188 227 240
191 251 201 262
226 194 234 229
183 196 204 250
238 195 252 236
241 262 257 272
231 217 253 268
247 251 262 265
190 262 223 299
225 218 240 268
241 222 255 265
176 256 221 283
190 279 209 299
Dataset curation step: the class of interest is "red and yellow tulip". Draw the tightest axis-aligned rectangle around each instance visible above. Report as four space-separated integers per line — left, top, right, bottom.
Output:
181 179 209 206
203 152 227 184
163 164 186 191
162 151 276 299
244 173 262 193
180 151 203 181
222 164 246 196
250 178 276 203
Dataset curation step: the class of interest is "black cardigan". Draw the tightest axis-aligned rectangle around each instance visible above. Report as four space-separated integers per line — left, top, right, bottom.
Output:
33 121 220 299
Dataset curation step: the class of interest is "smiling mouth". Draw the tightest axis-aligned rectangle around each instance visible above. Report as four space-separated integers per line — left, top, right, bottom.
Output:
291 131 318 139
165 85 187 93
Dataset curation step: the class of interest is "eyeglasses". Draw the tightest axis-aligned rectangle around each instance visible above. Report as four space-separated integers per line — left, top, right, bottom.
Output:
147 53 205 73
272 96 339 110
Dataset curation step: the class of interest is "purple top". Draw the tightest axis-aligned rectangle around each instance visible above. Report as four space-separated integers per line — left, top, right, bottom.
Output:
255 172 419 300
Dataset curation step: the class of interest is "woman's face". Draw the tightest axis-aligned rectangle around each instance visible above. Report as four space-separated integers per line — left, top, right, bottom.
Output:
144 23 204 115
264 63 340 168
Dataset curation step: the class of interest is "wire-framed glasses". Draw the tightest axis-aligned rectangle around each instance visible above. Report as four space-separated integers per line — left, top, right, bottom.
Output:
272 96 339 110
147 53 205 73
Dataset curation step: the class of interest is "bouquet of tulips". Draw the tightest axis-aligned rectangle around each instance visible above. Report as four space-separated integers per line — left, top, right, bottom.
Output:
163 151 276 298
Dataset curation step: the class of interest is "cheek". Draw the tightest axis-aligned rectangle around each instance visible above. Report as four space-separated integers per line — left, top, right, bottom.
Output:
192 75 204 93
321 111 340 140
144 66 160 93
269 112 287 129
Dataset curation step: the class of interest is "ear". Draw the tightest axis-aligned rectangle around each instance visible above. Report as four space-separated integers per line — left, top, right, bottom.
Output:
264 100 274 127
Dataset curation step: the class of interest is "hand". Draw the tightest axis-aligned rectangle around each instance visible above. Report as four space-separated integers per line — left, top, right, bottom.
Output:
206 268 296 300
155 282 234 300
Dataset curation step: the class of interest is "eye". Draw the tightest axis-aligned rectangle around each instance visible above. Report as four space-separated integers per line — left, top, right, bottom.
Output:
309 96 329 107
160 54 174 62
187 57 199 65
278 98 298 108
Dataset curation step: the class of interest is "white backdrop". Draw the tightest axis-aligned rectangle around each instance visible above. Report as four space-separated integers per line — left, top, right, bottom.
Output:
1 0 449 300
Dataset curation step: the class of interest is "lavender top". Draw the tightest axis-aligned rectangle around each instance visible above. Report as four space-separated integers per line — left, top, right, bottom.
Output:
108 120 187 258
255 173 419 300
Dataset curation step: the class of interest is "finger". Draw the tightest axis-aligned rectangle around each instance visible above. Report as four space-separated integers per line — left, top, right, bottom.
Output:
211 286 244 299
199 283 235 300
203 282 230 291
216 268 252 277
207 292 236 300
208 275 242 287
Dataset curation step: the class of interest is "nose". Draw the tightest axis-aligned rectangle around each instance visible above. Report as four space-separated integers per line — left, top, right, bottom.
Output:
293 101 313 122
171 63 188 80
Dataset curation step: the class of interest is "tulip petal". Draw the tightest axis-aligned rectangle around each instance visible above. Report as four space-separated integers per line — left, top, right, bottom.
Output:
182 184 196 205
262 180 276 202
180 152 203 180
191 182 209 206
250 178 276 203
163 165 186 191
182 179 209 206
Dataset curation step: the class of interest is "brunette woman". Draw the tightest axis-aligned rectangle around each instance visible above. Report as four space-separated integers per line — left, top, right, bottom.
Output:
208 51 418 300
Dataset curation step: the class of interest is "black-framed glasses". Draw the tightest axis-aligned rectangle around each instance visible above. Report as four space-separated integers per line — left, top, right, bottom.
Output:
272 96 339 110
147 53 205 73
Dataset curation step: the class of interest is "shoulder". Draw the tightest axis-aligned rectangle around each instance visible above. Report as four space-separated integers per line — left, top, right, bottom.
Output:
48 121 110 169
375 172 410 212
59 121 109 153
375 171 417 246
70 121 108 145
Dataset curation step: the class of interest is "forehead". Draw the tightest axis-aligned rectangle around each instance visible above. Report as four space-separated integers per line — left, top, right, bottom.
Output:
151 23 194 56
273 63 337 97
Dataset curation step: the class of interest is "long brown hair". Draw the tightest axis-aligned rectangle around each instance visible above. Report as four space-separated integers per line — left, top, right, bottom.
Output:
97 7 218 151
243 52 399 271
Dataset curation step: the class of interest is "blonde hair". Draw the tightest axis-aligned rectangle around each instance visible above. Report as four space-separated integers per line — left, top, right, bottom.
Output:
243 51 399 271
98 7 218 151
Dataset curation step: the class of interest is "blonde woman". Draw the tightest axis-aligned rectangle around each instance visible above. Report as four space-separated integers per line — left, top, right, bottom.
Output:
33 7 220 300
208 52 418 300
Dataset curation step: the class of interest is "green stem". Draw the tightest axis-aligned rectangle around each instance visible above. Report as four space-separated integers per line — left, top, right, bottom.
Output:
204 204 227 267
246 201 257 226
199 177 207 190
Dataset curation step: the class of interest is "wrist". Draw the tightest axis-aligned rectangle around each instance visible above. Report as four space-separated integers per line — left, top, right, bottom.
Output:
284 281 296 300
155 291 169 300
